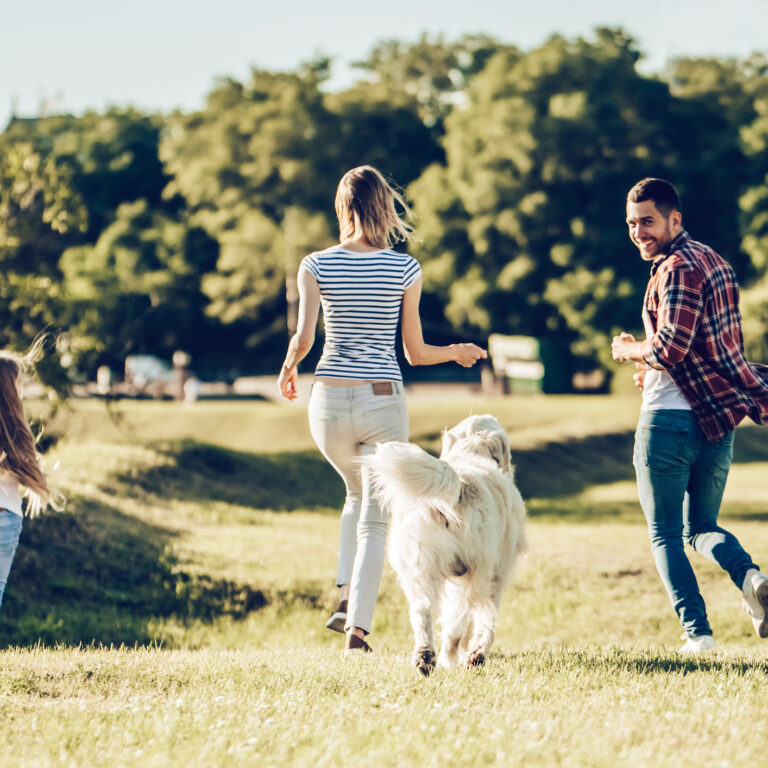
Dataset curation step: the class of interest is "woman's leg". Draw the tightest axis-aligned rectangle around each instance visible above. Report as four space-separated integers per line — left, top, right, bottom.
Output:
346 384 409 639
0 510 23 609
307 387 362 589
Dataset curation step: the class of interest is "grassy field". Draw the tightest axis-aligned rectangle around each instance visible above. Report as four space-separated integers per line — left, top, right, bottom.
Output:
2 394 768 767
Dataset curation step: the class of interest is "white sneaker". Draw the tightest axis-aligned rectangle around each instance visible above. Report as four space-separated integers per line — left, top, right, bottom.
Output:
680 634 716 654
741 569 768 639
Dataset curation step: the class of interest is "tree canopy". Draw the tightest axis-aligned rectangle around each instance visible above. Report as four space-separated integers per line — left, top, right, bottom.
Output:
2 29 767 385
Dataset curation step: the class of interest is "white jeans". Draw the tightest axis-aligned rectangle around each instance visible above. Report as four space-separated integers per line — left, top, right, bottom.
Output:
308 381 408 633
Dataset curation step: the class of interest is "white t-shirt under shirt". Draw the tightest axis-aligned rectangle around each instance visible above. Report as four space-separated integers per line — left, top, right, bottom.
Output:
641 367 692 412
0 470 22 517
300 246 422 381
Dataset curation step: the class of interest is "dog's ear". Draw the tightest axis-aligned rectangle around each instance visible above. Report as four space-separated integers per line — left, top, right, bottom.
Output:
440 429 457 459
489 433 512 473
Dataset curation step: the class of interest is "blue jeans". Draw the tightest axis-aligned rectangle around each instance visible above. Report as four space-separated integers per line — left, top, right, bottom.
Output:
634 409 757 638
0 510 23 609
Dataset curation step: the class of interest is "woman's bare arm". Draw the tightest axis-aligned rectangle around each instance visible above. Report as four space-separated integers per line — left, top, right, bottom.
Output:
277 267 321 400
401 277 487 367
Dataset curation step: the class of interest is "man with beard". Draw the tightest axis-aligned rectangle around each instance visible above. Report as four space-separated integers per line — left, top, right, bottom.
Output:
611 177 768 653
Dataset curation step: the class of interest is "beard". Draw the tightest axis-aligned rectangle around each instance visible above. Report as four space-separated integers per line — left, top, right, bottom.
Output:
635 221 674 260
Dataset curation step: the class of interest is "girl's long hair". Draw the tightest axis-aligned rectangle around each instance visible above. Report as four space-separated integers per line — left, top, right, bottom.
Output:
335 165 415 248
0 336 59 517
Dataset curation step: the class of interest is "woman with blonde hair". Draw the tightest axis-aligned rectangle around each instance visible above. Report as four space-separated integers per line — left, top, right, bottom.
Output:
278 165 486 654
0 338 60 608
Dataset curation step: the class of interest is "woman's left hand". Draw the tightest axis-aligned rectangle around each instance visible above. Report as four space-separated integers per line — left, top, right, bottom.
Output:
453 343 488 368
278 366 299 401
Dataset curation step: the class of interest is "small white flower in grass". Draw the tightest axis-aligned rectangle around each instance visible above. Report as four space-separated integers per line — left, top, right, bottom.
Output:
215 695 225 702
134 750 144 758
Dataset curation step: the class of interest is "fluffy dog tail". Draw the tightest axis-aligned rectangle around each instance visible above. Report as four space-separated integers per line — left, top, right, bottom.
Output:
361 442 463 527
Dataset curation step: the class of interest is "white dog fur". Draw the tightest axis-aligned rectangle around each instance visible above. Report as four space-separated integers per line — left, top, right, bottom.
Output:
361 414 526 674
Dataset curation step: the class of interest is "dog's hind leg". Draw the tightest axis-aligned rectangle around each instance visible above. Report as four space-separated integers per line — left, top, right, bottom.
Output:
437 581 470 668
464 594 498 667
404 577 439 676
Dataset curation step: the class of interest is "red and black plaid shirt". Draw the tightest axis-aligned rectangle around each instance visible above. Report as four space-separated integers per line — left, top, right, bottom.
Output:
639 231 768 441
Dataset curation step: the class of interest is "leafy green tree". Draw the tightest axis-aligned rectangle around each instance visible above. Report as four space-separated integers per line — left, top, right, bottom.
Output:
409 28 749 377
59 199 218 370
326 86 443 188
0 131 84 389
0 111 178 378
160 69 339 339
352 34 506 130
737 54 768 360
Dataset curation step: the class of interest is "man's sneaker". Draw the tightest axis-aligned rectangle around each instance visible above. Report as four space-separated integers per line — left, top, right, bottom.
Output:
680 634 716 654
325 600 348 634
742 569 768 638
344 633 372 656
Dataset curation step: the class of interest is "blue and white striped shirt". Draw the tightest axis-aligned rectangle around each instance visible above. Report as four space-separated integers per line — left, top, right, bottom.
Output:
301 246 422 381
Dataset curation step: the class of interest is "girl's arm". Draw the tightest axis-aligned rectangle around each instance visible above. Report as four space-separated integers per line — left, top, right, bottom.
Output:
277 267 321 401
401 277 487 367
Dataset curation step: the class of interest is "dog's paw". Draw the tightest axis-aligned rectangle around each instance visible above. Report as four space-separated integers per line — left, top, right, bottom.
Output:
413 648 436 676
466 649 486 667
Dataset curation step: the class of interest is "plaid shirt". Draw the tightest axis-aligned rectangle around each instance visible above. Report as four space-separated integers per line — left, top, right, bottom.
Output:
639 231 768 441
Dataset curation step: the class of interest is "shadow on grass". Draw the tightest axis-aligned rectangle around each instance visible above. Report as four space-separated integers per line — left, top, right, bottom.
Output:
414 424 768 502
0 496 268 649
121 426 768 513
113 441 345 512
512 431 636 499
528 498 644 522
496 648 768 676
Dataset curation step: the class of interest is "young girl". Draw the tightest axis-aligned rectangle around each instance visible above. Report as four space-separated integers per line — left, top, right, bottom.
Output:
277 165 486 654
0 341 59 609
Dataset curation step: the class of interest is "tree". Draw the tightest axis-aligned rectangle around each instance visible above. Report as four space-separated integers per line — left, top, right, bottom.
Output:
409 28 747 376
58 199 218 370
160 69 339 340
352 34 507 130
737 54 768 360
0 110 182 379
325 86 443 188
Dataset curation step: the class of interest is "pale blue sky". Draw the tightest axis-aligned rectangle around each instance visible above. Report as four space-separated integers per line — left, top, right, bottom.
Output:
3 0 767 127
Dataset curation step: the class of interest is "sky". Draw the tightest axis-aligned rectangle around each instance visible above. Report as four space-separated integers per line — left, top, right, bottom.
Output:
3 0 768 127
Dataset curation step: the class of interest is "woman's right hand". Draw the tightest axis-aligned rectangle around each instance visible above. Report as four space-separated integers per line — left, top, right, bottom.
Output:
452 343 488 368
278 366 299 401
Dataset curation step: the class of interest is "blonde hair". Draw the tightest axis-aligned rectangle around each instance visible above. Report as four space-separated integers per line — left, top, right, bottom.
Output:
335 165 414 248
0 336 59 517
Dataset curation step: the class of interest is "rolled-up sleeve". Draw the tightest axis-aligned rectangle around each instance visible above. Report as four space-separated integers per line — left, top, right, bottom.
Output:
641 265 704 370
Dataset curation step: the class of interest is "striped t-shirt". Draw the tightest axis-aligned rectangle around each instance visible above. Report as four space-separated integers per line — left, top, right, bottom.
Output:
301 246 422 381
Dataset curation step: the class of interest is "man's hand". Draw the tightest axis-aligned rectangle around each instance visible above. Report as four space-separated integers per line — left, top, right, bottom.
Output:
633 361 646 391
611 332 642 364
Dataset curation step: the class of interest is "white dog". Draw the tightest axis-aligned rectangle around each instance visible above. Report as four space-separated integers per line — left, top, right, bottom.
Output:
361 414 526 675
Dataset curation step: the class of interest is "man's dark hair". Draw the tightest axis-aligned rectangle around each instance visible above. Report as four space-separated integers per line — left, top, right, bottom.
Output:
627 178 682 217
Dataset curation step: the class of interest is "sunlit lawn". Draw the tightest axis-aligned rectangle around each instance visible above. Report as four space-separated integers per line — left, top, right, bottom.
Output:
2 395 767 767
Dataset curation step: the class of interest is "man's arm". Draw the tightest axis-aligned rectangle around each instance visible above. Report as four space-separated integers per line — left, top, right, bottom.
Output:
642 264 704 369
612 264 704 369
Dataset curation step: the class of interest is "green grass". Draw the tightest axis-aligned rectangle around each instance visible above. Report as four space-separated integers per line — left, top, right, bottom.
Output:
3 395 768 766
3 645 768 768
